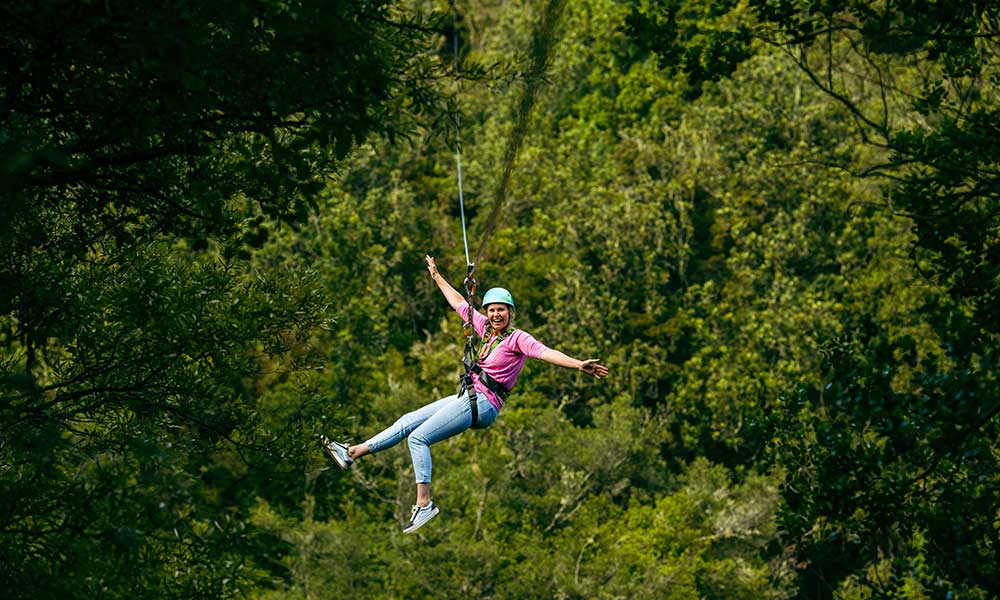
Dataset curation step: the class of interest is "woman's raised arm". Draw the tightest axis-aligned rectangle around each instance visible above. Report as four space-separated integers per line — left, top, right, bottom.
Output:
425 255 467 311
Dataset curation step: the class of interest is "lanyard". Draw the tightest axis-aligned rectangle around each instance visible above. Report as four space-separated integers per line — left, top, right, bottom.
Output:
479 328 513 361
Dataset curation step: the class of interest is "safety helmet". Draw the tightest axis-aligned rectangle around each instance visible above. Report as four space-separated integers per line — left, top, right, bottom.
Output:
482 287 515 310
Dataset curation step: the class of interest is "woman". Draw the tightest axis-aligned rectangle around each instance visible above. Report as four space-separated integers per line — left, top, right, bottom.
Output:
321 255 608 534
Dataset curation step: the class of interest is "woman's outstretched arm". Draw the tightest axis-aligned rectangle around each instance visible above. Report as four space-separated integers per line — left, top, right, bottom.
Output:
539 349 609 379
425 255 467 311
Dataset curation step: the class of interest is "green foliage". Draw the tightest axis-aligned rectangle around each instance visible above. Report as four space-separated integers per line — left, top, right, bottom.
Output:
616 0 1000 596
767 335 999 598
626 0 756 95
0 242 329 598
0 0 441 241
745 0 1000 335
0 1 447 597
4 0 998 598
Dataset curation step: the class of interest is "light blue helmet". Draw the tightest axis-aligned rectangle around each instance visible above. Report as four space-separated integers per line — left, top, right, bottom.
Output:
482 287 515 309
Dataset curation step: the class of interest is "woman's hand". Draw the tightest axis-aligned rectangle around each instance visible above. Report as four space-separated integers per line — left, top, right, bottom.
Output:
578 359 609 379
540 350 610 379
425 254 466 310
425 255 439 279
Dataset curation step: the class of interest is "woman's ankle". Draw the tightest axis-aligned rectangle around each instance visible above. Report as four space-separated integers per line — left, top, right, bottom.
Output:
416 483 431 507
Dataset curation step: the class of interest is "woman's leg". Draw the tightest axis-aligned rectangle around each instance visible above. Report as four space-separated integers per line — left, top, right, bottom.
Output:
346 392 496 510
416 482 431 507
407 392 496 497
356 395 457 460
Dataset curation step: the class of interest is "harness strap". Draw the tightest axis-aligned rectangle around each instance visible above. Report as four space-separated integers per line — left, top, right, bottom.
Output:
459 271 480 426
479 328 513 360
458 364 509 430
471 363 510 401
459 372 479 428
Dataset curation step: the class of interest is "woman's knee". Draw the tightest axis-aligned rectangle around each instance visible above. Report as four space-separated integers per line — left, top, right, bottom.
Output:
408 432 429 451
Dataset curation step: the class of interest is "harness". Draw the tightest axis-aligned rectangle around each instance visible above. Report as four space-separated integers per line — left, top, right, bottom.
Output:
457 279 513 428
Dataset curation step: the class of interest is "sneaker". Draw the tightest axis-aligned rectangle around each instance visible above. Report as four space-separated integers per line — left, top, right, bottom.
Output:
320 434 353 470
402 502 439 534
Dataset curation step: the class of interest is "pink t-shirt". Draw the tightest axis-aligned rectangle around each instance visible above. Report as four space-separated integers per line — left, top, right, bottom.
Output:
457 302 549 410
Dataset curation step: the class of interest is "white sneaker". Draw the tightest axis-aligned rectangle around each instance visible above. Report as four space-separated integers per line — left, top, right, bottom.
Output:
403 502 439 534
320 434 353 470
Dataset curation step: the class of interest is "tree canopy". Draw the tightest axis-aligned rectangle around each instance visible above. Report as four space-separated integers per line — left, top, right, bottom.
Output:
2 1 447 596
2 1 997 599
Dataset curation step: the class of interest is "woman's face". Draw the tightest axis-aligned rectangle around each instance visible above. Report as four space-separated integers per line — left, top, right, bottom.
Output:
486 303 512 332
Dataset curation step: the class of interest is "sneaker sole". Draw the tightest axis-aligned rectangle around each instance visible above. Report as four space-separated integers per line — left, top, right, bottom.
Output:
319 435 352 470
403 506 440 534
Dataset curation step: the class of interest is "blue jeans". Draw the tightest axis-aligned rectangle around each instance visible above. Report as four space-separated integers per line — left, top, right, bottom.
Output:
364 391 498 484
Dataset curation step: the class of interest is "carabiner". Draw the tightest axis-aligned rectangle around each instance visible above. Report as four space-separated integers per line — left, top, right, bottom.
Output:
463 270 478 297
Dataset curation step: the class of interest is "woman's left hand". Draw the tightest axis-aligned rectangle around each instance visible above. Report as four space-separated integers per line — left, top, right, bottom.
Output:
579 359 609 379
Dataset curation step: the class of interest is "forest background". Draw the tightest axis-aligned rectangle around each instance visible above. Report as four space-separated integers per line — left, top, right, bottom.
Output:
2 0 998 599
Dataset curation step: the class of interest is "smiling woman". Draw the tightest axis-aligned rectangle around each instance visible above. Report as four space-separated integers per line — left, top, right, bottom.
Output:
321 254 608 534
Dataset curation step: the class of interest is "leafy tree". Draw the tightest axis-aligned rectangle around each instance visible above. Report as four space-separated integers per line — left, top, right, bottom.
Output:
0 1 448 597
746 0 1000 334
624 0 1000 596
743 3 1000 597
246 2 863 597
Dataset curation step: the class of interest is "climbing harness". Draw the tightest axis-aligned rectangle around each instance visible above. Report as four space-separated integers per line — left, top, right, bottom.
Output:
457 313 514 427
448 0 567 425
457 320 517 427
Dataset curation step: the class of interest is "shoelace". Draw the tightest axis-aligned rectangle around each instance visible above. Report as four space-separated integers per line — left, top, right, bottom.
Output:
409 505 422 522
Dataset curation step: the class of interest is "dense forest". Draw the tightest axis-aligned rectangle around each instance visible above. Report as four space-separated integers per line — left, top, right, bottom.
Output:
2 1 998 598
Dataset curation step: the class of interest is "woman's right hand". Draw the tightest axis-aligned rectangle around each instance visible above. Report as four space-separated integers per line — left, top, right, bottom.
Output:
425 254 466 309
